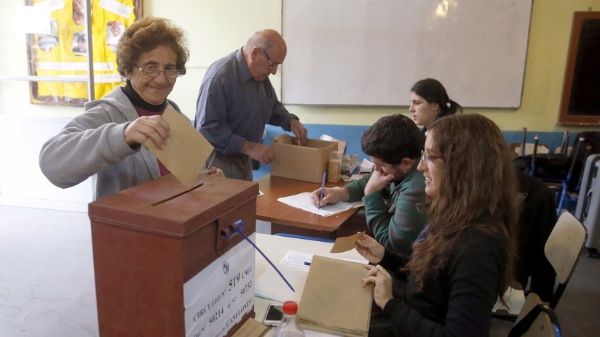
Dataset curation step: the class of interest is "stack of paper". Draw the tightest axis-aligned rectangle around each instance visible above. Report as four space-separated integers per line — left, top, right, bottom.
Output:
297 256 372 337
277 192 363 217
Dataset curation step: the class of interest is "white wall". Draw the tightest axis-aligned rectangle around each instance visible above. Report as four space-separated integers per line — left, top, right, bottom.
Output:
0 114 92 211
148 0 284 119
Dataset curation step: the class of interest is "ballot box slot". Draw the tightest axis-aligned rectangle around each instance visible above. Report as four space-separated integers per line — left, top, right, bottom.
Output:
151 181 205 206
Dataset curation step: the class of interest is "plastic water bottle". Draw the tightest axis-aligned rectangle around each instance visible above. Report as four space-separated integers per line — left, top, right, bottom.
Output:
272 301 306 337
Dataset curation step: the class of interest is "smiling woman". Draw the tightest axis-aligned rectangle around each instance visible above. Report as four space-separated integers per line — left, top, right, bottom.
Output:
357 114 518 337
39 17 221 200
127 45 179 105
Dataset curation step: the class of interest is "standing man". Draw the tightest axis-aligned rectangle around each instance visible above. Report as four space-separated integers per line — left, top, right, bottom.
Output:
195 29 308 180
311 114 427 256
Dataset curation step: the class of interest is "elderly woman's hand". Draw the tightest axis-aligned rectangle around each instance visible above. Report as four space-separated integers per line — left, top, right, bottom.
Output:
202 167 224 178
124 115 170 149
361 265 393 309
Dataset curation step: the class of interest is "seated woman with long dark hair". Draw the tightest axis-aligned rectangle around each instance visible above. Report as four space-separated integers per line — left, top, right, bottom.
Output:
359 114 517 337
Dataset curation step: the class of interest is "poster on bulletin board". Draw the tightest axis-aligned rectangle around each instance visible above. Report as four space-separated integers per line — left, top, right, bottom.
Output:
25 0 141 106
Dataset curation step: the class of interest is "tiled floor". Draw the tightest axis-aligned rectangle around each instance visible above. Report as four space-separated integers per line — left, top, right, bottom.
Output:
0 206 97 337
1 205 599 337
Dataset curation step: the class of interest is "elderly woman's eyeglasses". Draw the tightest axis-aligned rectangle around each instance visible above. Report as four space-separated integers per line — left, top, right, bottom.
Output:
260 48 280 70
137 63 182 78
420 150 444 163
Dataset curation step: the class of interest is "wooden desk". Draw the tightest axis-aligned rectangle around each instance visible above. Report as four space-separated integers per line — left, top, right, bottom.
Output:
256 175 364 238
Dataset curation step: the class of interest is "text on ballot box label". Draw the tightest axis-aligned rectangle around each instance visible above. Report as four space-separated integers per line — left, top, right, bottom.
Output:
184 235 255 337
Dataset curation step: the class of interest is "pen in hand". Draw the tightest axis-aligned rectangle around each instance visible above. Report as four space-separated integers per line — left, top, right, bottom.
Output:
202 151 217 174
318 171 326 210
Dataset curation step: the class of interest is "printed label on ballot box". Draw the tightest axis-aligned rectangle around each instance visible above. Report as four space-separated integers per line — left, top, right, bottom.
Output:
184 236 255 337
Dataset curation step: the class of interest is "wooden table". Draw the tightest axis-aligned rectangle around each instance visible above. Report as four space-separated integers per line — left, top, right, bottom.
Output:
256 174 364 239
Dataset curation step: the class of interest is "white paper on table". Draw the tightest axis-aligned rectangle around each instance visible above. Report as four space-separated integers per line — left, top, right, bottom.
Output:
359 158 374 173
255 251 311 302
277 192 363 217
254 264 306 303
281 251 313 272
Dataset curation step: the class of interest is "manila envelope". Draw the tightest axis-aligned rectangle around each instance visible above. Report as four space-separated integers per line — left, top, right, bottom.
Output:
144 105 213 189
330 232 362 253
298 255 372 337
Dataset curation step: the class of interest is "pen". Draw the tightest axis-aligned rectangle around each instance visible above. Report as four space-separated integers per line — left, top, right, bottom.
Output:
318 171 326 210
205 151 216 170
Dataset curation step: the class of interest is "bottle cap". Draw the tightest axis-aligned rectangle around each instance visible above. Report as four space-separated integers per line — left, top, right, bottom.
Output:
282 300 298 315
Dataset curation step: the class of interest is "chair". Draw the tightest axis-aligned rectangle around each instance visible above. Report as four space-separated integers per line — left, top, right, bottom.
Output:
544 211 587 308
492 211 585 319
508 292 563 337
553 131 571 156
514 134 588 215
555 137 589 214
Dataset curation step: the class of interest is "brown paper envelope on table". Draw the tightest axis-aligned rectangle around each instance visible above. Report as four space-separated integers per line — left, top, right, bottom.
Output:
330 231 362 253
297 255 372 337
144 105 213 189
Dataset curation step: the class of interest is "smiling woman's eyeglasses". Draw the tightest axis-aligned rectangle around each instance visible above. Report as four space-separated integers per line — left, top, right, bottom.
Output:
420 150 444 163
137 63 182 78
260 48 280 70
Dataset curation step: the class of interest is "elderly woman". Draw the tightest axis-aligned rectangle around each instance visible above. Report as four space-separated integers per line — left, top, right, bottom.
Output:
40 17 214 199
409 78 463 132
359 114 517 337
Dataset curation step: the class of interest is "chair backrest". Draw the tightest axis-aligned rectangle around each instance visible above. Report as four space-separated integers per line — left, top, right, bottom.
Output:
544 211 587 308
509 292 562 337
514 292 542 325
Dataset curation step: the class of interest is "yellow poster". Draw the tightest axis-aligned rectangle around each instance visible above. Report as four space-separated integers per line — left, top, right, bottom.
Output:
27 0 140 106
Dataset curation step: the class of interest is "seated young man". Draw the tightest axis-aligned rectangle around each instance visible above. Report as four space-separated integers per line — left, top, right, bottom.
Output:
311 114 426 255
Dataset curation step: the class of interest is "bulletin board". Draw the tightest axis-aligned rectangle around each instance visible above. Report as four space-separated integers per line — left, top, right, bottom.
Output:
281 0 533 108
26 0 141 106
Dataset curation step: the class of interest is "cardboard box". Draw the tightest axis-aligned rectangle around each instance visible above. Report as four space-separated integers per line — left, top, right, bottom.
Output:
88 174 258 337
271 134 338 183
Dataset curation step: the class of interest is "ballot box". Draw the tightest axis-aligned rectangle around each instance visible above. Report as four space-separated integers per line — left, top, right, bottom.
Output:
88 174 259 337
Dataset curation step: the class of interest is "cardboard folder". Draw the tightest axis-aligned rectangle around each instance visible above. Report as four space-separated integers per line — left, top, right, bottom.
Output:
297 255 372 337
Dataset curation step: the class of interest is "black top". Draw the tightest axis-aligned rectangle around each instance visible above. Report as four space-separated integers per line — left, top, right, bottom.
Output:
379 227 507 337
514 170 557 301
121 81 167 112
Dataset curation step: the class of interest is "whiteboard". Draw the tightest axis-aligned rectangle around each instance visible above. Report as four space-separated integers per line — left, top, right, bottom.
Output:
281 0 532 108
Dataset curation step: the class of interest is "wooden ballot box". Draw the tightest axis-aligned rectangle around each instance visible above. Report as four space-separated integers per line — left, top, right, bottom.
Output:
88 174 258 337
